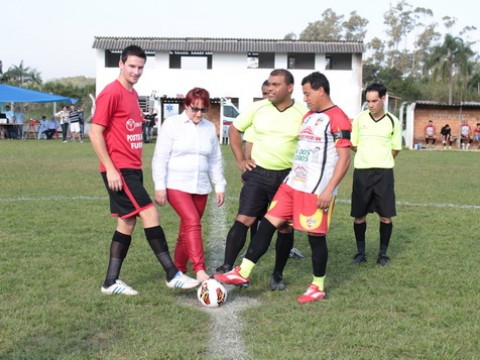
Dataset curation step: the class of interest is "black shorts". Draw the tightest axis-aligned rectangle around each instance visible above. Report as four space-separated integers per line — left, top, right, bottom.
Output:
350 168 396 218
238 165 290 218
101 168 153 219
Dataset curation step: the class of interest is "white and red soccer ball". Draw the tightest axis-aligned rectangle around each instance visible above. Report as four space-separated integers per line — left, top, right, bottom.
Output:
197 279 228 308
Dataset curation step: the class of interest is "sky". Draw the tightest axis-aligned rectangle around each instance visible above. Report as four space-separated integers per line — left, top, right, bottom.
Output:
1 0 478 81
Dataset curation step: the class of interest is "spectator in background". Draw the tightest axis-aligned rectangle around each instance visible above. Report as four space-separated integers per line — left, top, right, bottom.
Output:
5 105 15 139
37 116 49 140
152 87 226 282
78 107 85 141
14 107 25 140
68 105 82 143
143 108 157 143
55 106 70 143
440 124 453 150
460 120 473 150
424 120 437 149
473 123 480 149
44 117 59 139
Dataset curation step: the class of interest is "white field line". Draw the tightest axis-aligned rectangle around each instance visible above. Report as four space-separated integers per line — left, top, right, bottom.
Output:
0 194 259 359
2 195 479 211
201 199 258 360
334 198 480 210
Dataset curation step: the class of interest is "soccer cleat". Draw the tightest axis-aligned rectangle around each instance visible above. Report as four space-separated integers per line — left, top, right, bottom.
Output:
377 254 391 266
166 271 200 289
214 266 250 286
289 247 305 259
101 279 138 296
297 284 326 303
270 274 286 291
351 253 367 265
215 264 232 274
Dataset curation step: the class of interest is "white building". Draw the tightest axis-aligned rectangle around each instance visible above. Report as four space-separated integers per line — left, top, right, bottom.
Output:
92 37 365 118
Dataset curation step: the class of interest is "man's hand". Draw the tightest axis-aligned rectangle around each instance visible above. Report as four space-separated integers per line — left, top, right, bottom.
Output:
238 159 256 172
106 169 123 192
317 191 333 211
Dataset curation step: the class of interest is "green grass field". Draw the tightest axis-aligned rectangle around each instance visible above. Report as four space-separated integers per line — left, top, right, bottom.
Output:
1 139 479 359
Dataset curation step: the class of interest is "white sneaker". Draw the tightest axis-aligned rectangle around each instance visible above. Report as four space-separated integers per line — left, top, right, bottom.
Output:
166 271 200 289
101 279 138 296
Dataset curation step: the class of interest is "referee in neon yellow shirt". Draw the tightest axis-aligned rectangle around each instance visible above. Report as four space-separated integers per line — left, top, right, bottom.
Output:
216 69 308 290
350 83 402 266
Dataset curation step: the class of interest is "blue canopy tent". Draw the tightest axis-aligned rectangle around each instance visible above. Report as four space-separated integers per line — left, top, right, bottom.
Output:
0 84 78 139
0 84 77 104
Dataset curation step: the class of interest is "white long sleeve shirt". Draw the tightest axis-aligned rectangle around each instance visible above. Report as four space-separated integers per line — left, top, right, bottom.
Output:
152 112 226 194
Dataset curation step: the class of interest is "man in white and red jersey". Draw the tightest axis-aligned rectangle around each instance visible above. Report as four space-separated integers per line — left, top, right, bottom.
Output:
424 120 437 149
215 72 352 303
90 45 199 296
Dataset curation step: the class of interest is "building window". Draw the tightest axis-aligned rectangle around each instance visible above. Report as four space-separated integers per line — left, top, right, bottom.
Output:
169 51 212 69
287 53 315 69
247 53 274 69
105 50 121 68
325 53 352 70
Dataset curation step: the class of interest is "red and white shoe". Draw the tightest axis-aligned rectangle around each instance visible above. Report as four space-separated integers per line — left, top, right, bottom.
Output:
297 284 326 303
214 266 250 286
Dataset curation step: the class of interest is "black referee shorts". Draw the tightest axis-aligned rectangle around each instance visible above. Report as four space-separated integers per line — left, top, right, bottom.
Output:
238 165 290 218
350 168 396 218
101 168 153 219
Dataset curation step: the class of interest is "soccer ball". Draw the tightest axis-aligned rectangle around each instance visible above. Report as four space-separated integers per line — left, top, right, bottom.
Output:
197 279 228 308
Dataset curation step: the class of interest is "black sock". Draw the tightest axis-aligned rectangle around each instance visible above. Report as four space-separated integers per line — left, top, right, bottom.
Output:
223 221 249 268
245 218 277 263
145 226 177 281
354 222 366 255
250 218 260 242
272 230 294 278
104 231 131 287
308 235 328 277
379 222 392 256
104 258 123 288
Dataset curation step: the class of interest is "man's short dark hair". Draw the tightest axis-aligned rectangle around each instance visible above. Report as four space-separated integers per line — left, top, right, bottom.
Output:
365 83 387 98
121 45 147 64
270 69 294 85
302 71 330 95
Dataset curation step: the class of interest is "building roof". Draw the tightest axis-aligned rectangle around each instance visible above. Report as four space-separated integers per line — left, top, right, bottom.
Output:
415 101 480 108
92 36 365 54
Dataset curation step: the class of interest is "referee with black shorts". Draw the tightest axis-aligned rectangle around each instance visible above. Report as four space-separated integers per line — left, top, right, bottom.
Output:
350 83 402 266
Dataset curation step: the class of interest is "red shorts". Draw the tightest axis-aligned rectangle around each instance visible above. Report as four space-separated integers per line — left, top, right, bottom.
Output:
267 183 335 234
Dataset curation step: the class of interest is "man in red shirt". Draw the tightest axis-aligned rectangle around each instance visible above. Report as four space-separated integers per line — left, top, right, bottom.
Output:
474 123 480 149
90 45 199 295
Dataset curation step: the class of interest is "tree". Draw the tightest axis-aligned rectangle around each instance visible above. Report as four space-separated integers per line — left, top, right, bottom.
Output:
425 34 475 104
299 9 344 41
283 32 297 40
298 9 368 42
412 24 441 77
2 60 42 86
343 11 369 41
